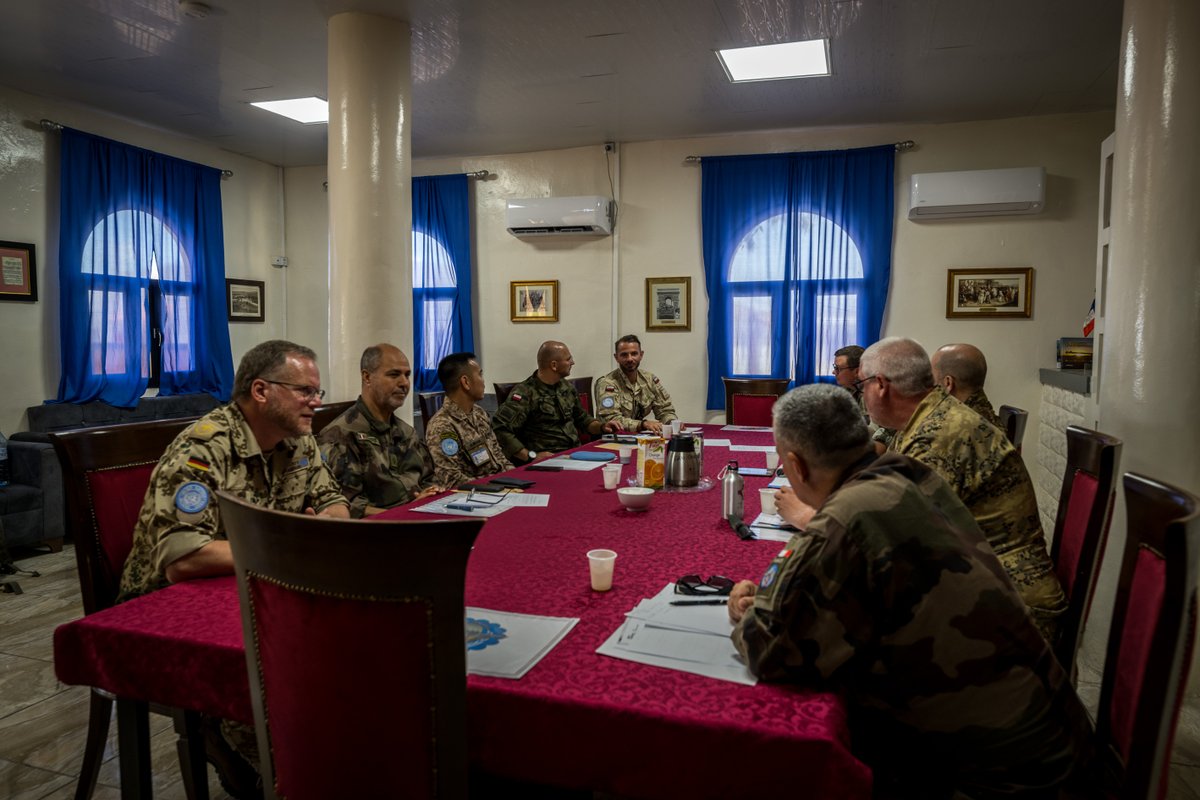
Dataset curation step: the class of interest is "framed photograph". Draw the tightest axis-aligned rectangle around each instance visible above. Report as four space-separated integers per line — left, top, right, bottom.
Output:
946 267 1033 319
0 241 37 302
226 278 265 322
646 276 691 331
511 280 559 323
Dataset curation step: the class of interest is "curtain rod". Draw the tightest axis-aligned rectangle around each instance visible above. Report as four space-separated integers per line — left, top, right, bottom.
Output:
39 118 234 179
683 140 915 163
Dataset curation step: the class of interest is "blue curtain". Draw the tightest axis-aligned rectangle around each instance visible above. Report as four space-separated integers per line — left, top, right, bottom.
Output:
56 128 233 406
701 145 894 410
412 174 474 393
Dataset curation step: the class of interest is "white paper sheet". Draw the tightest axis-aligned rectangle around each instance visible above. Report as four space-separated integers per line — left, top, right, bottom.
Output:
702 438 733 447
465 607 579 679
720 425 772 432
749 513 800 542
729 444 776 453
596 623 757 685
411 492 551 517
768 475 788 489
624 584 736 637
538 456 607 471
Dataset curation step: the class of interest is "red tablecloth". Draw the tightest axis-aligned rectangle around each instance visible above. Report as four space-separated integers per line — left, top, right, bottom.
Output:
55 425 871 798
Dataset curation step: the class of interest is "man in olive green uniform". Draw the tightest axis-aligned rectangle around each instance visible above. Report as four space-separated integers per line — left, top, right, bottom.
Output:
832 344 870 420
318 344 440 517
425 351 512 486
859 337 1066 641
730 385 1092 799
932 342 1001 427
594 334 678 434
491 340 622 463
119 340 349 601
117 339 350 800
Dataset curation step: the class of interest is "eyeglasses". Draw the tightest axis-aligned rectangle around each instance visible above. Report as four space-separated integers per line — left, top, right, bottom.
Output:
831 363 853 374
853 375 881 394
264 380 326 401
675 574 735 596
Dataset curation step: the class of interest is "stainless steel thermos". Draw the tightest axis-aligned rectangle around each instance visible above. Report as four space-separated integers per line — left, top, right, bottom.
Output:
720 460 744 521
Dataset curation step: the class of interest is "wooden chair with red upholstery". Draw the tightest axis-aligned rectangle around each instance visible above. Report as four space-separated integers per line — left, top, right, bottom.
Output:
310 400 354 436
52 418 208 800
1049 425 1122 681
1094 472 1200 799
998 404 1029 451
218 492 486 800
722 378 790 426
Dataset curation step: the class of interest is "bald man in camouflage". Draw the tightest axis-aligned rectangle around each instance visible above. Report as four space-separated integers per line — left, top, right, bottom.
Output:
932 342 1001 427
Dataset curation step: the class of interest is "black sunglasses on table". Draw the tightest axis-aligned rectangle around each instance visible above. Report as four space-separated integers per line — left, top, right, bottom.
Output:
675 574 735 596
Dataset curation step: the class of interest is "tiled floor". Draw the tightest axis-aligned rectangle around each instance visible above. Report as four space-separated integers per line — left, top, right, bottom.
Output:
4 543 1200 799
0 546 233 800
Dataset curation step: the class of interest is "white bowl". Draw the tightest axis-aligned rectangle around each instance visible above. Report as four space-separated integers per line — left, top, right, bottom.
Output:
617 486 654 511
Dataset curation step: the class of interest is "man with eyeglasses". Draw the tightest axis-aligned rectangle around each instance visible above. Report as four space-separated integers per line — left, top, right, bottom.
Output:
318 343 441 517
832 344 870 422
728 384 1092 799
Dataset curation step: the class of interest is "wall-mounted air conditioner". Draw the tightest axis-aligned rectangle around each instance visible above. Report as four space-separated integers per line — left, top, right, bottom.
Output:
506 196 614 236
908 167 1046 220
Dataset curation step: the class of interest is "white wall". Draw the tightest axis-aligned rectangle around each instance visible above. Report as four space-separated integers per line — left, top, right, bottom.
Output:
0 84 286 435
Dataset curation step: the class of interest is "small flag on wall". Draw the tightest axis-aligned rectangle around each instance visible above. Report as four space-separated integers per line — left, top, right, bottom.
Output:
1083 298 1096 337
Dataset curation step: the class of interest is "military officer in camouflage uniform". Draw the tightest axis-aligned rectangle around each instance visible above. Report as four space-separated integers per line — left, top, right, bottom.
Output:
860 337 1066 641
491 340 622 463
318 344 440 517
832 344 870 419
932 342 1001 428
594 334 678 434
119 340 349 602
730 385 1092 799
425 351 512 486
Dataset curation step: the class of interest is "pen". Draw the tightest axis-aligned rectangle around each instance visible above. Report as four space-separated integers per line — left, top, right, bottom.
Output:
669 599 728 606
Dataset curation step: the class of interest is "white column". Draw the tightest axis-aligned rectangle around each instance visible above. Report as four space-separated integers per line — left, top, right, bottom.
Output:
326 12 413 420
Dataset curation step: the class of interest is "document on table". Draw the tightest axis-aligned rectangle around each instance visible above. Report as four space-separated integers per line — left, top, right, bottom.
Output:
538 456 607 471
721 425 772 432
702 438 732 447
466 607 579 679
749 513 800 542
730 444 775 453
768 474 788 489
596 584 757 685
412 492 551 517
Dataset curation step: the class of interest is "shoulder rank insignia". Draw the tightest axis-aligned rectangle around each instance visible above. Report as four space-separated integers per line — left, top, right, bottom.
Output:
189 421 218 441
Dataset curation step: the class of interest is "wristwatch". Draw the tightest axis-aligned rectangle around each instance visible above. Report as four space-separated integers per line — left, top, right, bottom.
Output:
527 450 538 461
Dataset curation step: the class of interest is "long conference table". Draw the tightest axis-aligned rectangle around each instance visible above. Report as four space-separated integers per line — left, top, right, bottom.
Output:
54 424 872 798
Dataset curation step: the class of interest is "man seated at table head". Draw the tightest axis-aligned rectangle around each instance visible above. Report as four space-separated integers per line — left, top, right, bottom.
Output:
118 340 350 603
594 334 678 435
728 384 1093 799
931 342 1001 427
491 340 622 464
424 351 512 486
857 336 1065 641
318 343 441 517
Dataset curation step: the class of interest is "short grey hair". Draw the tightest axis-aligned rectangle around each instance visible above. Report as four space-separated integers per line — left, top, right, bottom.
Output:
860 337 934 396
773 384 871 470
233 340 317 400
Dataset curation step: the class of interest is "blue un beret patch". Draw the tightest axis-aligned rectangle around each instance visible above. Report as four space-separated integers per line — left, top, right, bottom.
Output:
440 438 460 456
175 481 210 514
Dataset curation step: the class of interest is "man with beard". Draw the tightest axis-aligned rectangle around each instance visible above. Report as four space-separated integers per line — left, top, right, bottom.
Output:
318 343 441 517
594 334 678 434
931 342 1001 427
119 339 349 601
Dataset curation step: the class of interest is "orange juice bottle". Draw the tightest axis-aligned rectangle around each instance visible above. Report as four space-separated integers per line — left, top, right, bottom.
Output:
637 437 666 489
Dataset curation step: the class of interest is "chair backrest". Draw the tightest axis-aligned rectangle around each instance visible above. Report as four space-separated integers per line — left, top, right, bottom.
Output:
311 400 354 435
722 378 790 426
51 418 196 614
570 376 594 414
416 391 446 423
493 381 519 406
1050 425 1122 680
998 404 1029 450
218 492 485 800
1095 472 1200 800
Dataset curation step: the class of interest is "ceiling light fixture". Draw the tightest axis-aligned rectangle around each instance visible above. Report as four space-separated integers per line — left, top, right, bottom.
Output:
250 97 329 124
716 39 830 82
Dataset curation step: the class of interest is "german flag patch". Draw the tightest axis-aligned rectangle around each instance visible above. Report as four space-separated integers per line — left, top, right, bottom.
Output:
186 456 210 472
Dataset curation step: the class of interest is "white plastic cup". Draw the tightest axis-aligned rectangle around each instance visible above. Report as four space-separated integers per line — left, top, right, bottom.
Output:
759 487 778 516
670 419 683 436
618 444 634 464
602 463 621 490
765 450 780 471
587 549 617 591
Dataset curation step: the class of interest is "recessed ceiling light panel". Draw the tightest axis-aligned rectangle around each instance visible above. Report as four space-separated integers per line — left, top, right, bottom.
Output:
716 39 830 82
250 97 329 124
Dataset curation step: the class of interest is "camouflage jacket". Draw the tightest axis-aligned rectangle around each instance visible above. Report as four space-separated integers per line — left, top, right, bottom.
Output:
424 397 512 486
594 368 677 430
317 397 435 518
118 403 347 600
890 387 1066 639
491 373 595 458
964 388 1001 428
734 452 1092 798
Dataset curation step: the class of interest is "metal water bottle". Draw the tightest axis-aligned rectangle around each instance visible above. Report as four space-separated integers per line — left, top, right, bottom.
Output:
720 460 743 521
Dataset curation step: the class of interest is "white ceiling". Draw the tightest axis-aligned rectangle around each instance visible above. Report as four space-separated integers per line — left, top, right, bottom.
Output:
0 0 1123 167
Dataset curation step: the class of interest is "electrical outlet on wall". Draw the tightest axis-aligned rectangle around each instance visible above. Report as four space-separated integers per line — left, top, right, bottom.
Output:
271 256 288 268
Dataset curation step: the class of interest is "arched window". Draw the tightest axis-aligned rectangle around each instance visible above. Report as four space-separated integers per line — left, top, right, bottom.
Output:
728 211 864 380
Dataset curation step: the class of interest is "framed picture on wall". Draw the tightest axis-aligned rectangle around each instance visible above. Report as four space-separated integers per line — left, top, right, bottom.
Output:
946 267 1033 319
226 278 265 322
510 280 559 323
645 276 691 331
0 240 37 302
